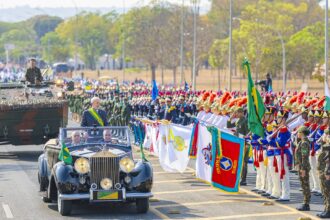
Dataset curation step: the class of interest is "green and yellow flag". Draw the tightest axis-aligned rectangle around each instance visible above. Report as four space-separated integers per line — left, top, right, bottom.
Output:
242 58 265 138
58 142 72 165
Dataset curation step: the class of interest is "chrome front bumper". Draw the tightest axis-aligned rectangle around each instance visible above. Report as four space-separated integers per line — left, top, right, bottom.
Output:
58 189 153 201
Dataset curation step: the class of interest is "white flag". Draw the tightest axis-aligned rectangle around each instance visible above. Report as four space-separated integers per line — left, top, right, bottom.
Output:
166 124 191 173
195 124 213 183
158 125 177 172
143 124 152 150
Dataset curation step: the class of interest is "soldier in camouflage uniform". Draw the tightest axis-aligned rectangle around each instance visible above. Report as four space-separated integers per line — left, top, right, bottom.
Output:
121 97 131 126
317 128 330 218
295 126 311 211
109 95 122 128
227 107 249 185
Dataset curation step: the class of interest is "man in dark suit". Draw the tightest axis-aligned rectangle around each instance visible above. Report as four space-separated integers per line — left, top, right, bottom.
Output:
81 97 108 127
25 58 42 84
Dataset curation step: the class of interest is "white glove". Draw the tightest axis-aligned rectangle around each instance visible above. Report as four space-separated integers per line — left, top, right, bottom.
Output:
308 137 313 142
266 135 272 143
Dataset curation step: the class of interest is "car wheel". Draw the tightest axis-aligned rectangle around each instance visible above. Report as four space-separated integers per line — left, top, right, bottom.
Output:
136 198 149 213
57 191 72 216
42 196 52 203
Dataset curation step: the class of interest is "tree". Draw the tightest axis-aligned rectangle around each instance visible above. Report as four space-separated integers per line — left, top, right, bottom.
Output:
40 32 70 63
31 15 63 41
287 22 324 82
56 12 114 69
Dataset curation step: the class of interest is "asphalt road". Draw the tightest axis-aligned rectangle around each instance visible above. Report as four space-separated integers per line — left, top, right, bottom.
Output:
0 119 325 219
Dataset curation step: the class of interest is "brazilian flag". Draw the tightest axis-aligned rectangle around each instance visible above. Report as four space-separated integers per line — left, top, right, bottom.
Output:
58 142 72 165
243 58 265 138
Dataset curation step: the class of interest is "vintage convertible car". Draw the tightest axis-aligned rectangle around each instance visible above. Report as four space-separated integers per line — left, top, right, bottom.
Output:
38 126 153 216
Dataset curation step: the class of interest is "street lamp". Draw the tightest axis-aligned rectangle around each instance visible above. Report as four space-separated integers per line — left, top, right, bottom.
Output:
325 0 329 82
191 0 200 90
179 0 185 84
228 0 233 91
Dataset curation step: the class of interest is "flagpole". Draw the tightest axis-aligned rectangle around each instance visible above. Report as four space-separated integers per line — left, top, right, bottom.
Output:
326 0 329 82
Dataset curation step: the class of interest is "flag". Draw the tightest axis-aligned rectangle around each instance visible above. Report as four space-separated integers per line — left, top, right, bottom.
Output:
166 124 191 173
184 81 189 92
210 129 245 193
188 120 199 158
143 124 152 151
325 80 330 111
158 124 177 172
243 58 265 138
151 124 160 156
152 80 159 101
195 124 213 183
137 124 147 161
58 142 72 165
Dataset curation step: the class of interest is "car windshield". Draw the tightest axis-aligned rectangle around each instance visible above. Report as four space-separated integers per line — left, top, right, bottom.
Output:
59 126 130 147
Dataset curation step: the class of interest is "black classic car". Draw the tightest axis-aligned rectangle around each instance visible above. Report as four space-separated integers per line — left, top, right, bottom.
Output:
38 126 153 216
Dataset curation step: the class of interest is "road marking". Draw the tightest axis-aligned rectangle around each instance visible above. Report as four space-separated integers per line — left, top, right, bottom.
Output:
153 171 194 174
2 203 13 219
196 211 297 220
152 197 267 208
154 188 213 195
154 179 197 184
239 188 318 220
140 146 318 219
149 207 170 219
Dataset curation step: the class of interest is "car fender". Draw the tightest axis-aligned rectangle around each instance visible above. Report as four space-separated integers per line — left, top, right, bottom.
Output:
129 160 153 191
53 162 79 194
38 154 48 178
38 154 49 191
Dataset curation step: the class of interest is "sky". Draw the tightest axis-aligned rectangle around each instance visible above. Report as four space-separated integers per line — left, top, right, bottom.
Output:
0 0 211 9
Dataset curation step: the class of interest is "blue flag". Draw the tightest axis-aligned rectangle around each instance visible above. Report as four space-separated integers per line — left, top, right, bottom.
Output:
151 80 158 101
184 81 189 92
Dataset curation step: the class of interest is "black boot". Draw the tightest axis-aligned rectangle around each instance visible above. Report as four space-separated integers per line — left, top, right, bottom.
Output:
296 204 310 211
240 162 247 186
319 211 330 218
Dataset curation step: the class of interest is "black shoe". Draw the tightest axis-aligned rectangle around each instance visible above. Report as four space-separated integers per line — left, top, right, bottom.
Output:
240 181 247 186
314 192 322 196
257 190 265 194
319 211 330 218
317 212 326 217
296 204 310 211
276 198 290 202
261 193 270 197
251 188 259 192
268 196 278 199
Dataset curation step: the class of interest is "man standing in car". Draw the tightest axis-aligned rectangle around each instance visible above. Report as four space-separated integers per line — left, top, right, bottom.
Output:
25 58 42 84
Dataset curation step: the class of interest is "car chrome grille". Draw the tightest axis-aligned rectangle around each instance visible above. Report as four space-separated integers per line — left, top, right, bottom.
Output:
89 152 128 190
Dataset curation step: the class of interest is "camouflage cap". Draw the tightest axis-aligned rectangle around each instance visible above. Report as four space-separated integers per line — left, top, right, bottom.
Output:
297 126 310 136
236 107 244 113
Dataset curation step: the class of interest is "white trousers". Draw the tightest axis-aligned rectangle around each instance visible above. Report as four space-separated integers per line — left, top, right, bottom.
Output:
275 154 290 200
267 155 281 198
255 150 267 191
309 151 321 192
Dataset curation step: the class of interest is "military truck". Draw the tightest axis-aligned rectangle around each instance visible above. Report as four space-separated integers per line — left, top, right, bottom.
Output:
0 82 68 145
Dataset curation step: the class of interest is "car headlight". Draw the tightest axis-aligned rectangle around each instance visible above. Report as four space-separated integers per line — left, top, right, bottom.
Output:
100 178 113 190
74 158 90 174
57 92 63 98
119 157 135 173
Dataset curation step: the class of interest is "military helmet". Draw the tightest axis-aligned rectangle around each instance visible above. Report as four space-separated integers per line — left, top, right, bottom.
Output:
297 125 310 136
277 109 289 119
308 110 314 117
265 106 276 114
314 110 322 118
